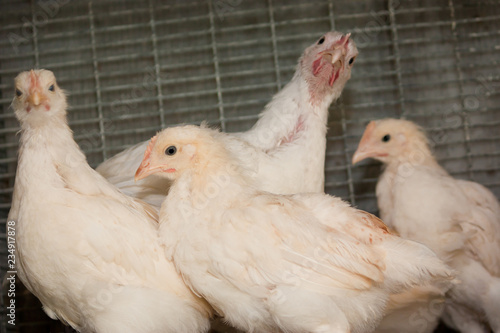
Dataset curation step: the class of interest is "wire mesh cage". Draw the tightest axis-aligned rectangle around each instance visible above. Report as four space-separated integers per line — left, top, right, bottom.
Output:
1 0 499 332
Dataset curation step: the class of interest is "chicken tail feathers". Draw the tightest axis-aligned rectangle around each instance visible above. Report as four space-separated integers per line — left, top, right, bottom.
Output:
381 238 457 294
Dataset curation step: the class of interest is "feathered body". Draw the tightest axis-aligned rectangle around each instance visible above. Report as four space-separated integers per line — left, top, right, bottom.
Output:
9 70 211 333
97 32 358 207
353 118 500 333
373 285 446 333
135 125 454 333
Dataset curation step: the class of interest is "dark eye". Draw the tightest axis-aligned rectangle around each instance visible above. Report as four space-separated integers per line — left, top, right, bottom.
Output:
382 134 391 142
349 57 355 65
15 89 22 97
317 36 325 45
48 84 55 92
165 146 177 156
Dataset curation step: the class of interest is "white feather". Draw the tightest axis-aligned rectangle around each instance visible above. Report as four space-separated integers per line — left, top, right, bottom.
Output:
353 118 500 333
143 125 454 333
9 70 211 333
96 31 359 204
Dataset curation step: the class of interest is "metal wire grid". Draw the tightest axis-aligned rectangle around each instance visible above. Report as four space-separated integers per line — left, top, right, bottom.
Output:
0 0 499 331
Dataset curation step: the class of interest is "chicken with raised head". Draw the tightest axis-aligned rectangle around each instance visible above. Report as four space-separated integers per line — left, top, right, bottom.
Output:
9 70 212 333
352 118 500 333
135 124 454 333
97 31 358 208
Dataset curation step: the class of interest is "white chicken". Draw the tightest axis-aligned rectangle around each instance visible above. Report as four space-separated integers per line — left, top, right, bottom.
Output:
9 69 212 333
373 285 448 333
352 118 500 333
134 124 454 333
97 31 358 208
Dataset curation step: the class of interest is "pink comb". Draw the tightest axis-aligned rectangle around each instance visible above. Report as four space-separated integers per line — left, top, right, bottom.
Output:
29 70 39 91
359 121 377 147
143 134 158 163
334 33 351 48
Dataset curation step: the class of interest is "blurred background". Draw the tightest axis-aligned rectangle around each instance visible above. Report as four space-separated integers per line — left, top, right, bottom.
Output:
0 0 499 332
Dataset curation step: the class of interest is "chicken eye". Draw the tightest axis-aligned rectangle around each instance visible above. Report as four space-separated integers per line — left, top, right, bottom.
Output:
48 84 55 92
349 57 355 65
317 36 325 45
15 89 22 97
382 134 391 142
165 146 177 156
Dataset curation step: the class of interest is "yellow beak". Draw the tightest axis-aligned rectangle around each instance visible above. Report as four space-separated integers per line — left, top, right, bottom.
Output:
352 149 372 165
352 121 377 165
28 91 46 106
135 162 161 181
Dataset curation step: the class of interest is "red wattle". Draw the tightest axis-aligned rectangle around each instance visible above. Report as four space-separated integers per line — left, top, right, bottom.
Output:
312 58 323 75
328 70 335 86
329 70 339 86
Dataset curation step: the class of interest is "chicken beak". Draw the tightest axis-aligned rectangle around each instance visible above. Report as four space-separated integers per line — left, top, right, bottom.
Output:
135 161 176 181
352 121 377 165
28 91 45 106
135 135 163 181
27 70 47 107
352 149 372 165
320 33 350 67
135 161 161 181
322 49 344 67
